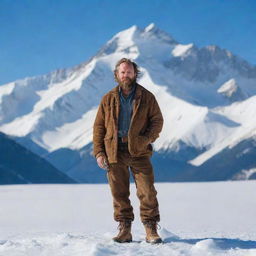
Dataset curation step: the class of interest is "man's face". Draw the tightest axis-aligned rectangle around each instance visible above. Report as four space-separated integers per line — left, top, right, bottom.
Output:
116 62 136 90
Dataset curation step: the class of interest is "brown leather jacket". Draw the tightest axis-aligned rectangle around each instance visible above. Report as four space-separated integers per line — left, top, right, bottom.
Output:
93 83 163 163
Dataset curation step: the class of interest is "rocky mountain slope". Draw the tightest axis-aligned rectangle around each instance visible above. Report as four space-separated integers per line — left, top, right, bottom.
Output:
1 24 256 182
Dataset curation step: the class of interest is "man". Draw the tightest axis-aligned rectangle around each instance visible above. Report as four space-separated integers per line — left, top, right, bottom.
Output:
93 58 164 244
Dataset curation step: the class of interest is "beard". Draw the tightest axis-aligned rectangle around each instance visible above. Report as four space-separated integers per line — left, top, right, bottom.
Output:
118 77 136 91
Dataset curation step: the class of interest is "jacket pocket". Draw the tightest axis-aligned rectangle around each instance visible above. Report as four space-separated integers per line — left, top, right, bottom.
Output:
134 135 149 153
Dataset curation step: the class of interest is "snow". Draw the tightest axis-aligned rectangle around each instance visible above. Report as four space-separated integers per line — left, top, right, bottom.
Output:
172 43 193 57
0 181 256 255
111 25 139 53
217 79 238 97
232 168 256 180
190 95 256 166
41 107 97 152
0 82 15 104
144 23 156 32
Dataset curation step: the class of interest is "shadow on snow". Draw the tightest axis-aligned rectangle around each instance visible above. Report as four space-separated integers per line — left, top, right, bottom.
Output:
163 236 256 250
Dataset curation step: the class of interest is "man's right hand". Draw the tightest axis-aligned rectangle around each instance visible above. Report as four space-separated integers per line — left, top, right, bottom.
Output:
97 155 109 171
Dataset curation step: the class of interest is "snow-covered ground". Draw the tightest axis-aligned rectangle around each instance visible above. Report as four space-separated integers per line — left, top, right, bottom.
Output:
0 181 256 256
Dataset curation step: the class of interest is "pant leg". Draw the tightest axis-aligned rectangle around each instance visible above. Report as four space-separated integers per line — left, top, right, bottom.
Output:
130 156 160 223
107 151 134 222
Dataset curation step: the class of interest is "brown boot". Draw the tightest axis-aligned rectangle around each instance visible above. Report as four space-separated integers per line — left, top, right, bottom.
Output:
143 221 162 244
112 221 132 243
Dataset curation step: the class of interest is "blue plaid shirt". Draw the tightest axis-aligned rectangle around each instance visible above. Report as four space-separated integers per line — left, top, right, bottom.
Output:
118 84 137 138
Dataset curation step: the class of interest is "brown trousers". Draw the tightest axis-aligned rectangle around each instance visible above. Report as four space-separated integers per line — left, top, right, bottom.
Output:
107 144 160 223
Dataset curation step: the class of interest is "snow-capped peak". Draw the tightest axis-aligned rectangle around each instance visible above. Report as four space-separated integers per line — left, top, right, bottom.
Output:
172 43 194 57
97 24 177 58
217 79 246 102
142 23 177 44
217 79 238 97
96 25 140 57
1 24 256 182
115 24 139 40
144 22 157 32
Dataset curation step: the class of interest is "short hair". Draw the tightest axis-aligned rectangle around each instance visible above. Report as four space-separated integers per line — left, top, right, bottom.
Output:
114 58 140 82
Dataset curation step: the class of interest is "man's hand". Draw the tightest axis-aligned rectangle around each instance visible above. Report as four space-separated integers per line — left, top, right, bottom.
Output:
97 155 109 171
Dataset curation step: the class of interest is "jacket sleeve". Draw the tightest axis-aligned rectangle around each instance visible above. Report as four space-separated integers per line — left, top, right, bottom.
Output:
93 99 106 158
144 95 164 143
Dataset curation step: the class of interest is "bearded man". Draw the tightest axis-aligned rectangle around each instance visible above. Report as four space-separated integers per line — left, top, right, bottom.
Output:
93 58 164 244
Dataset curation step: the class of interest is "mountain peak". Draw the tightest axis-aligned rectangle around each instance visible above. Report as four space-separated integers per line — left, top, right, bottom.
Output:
142 23 177 44
144 23 157 32
96 24 177 58
1 24 256 183
116 24 140 39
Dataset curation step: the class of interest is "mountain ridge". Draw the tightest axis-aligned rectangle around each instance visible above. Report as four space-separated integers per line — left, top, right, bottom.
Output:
0 132 76 184
1 24 256 182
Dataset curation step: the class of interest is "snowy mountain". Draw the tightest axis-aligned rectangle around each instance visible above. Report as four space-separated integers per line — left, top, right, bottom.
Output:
0 132 76 184
1 23 256 182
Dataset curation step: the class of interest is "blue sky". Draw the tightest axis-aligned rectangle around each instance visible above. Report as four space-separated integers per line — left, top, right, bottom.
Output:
0 0 256 85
